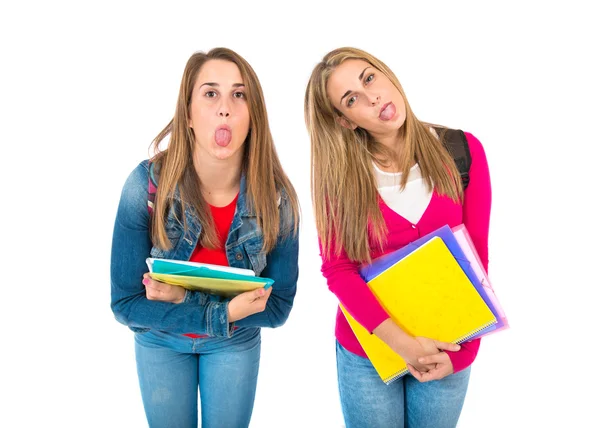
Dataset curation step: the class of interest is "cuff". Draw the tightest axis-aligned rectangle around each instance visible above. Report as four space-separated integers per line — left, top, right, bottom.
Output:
206 301 235 338
366 311 393 334
183 289 208 305
447 338 481 373
183 289 193 304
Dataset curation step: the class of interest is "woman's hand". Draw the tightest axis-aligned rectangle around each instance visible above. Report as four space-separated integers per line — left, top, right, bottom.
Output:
373 319 460 373
401 337 459 373
406 336 459 382
407 351 455 382
227 287 273 322
414 336 460 355
142 273 186 304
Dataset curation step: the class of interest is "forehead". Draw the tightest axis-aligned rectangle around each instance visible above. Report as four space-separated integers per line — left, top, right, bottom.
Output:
327 59 372 97
196 59 243 84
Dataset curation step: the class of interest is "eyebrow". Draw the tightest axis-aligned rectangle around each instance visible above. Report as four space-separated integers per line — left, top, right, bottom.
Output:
339 66 371 105
199 82 246 89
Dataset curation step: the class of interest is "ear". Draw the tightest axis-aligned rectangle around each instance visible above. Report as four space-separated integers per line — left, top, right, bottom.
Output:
336 115 357 130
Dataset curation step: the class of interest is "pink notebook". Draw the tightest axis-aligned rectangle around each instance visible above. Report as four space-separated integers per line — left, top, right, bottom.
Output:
452 224 509 337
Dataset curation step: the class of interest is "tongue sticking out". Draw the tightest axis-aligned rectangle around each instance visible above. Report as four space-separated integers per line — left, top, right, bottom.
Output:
379 103 396 121
215 129 232 147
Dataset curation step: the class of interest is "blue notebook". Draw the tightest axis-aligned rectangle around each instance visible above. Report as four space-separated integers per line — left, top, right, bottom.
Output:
359 225 502 337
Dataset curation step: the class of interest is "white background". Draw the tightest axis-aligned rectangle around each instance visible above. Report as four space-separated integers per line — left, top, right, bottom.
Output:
2 1 598 427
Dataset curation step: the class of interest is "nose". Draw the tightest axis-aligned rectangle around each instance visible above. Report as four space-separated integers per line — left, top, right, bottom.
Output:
217 100 231 118
369 94 381 106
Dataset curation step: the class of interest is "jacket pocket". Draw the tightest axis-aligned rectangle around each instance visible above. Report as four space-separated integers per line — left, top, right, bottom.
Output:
243 239 267 276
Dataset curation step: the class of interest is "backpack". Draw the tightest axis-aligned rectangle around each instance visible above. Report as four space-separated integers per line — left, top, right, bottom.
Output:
433 127 472 190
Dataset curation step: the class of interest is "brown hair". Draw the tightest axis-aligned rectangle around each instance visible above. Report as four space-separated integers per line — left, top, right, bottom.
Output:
305 47 462 262
151 48 299 252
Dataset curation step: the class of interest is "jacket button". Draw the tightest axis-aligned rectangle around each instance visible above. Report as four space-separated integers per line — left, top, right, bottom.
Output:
411 224 416 229
235 253 243 261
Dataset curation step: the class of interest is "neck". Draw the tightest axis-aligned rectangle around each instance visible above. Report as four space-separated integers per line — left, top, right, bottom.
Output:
193 151 243 207
371 127 405 169
372 127 404 152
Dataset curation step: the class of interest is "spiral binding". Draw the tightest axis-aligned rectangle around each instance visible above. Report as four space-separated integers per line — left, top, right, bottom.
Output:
455 318 497 344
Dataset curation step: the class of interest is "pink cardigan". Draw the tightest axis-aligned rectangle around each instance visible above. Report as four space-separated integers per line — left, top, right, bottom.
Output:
320 132 491 373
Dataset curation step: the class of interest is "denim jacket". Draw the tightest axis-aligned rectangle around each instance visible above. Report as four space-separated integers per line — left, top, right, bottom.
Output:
110 160 299 337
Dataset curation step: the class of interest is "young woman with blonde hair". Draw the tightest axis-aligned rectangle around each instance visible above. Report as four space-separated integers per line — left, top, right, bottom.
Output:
111 48 299 427
305 47 492 428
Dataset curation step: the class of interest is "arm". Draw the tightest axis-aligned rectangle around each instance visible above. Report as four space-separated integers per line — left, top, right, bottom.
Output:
321 242 390 333
446 131 492 373
235 199 299 328
110 162 232 337
321 236 451 371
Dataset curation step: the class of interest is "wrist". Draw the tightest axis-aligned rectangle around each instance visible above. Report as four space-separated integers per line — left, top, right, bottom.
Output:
174 287 186 304
372 318 415 354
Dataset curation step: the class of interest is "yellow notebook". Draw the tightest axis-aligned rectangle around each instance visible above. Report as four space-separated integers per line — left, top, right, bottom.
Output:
340 237 496 384
149 273 270 298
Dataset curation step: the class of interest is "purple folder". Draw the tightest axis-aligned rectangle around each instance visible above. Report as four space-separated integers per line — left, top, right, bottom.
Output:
359 225 502 338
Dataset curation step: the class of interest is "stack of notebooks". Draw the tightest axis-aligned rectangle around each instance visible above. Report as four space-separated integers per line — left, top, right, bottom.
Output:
340 224 509 384
146 258 274 298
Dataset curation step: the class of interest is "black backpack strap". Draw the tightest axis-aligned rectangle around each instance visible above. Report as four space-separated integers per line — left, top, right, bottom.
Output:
433 126 471 190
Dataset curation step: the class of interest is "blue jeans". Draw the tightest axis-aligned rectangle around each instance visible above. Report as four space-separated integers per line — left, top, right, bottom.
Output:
336 341 471 428
135 328 261 428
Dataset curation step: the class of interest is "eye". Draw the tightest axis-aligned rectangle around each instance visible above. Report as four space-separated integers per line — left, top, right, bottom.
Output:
347 95 357 107
205 90 217 98
365 73 374 84
233 91 246 99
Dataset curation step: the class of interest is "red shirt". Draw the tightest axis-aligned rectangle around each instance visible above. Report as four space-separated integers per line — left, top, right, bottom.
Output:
183 194 238 338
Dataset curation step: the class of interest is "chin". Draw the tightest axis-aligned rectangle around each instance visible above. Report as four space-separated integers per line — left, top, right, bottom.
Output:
392 113 407 128
211 144 243 161
212 150 234 160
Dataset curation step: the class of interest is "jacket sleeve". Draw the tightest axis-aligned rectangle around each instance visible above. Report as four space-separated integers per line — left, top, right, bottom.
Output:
235 195 299 328
447 132 492 372
110 161 233 337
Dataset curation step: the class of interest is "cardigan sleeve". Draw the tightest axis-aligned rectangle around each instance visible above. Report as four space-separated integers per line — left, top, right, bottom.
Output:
320 236 390 333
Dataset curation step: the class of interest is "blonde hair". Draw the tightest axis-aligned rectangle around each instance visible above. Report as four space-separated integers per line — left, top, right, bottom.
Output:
151 48 299 252
304 47 462 262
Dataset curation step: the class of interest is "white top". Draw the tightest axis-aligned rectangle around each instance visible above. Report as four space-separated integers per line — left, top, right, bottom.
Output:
374 127 440 224
374 161 433 224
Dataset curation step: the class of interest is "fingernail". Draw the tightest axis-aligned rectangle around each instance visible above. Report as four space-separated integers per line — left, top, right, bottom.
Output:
142 279 149 285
